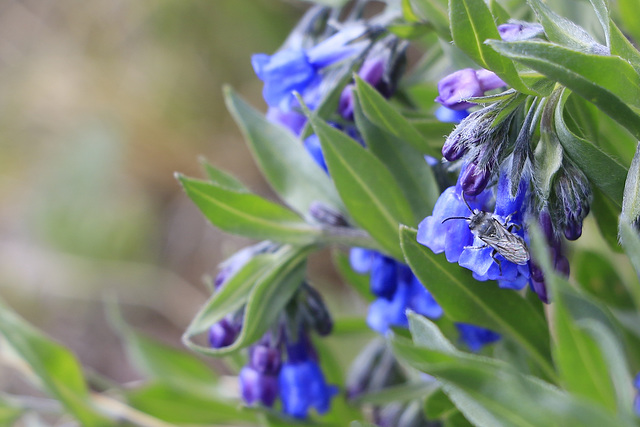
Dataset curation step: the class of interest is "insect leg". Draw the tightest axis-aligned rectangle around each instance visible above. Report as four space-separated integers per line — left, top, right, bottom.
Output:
463 244 489 250
507 223 521 232
491 249 503 275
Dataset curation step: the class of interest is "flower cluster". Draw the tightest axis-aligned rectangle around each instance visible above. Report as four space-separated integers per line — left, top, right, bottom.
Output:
349 248 443 333
207 247 337 419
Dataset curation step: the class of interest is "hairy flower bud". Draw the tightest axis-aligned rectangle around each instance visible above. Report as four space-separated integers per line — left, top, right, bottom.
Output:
550 161 592 241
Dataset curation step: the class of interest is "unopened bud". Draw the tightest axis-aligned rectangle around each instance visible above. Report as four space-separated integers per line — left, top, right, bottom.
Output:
460 162 491 196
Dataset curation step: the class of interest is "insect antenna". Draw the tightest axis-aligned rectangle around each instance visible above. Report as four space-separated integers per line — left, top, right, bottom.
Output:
441 216 470 224
461 193 474 213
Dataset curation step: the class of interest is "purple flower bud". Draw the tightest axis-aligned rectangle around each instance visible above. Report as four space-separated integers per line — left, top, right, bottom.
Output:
460 162 491 196
239 366 279 407
442 133 467 161
338 84 356 120
208 319 238 348
435 68 484 110
475 69 506 92
528 262 549 303
563 219 583 241
498 21 545 42
250 345 282 374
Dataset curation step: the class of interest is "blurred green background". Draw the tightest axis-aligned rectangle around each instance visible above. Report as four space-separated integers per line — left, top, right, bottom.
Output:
0 0 367 388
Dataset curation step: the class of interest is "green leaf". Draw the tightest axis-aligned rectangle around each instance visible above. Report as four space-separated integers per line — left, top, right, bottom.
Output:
489 40 640 140
554 90 626 206
410 0 452 40
399 226 556 381
449 0 532 94
0 298 110 426
305 105 414 260
353 381 440 405
621 142 640 224
108 303 218 394
528 0 604 53
0 400 22 426
184 253 275 339
591 187 624 252
199 157 249 192
549 279 618 411
580 319 636 419
393 314 631 427
354 96 440 225
528 226 621 413
177 175 321 245
184 245 311 356
354 76 441 158
574 251 632 309
615 0 640 49
126 382 257 425
224 86 343 216
618 221 640 309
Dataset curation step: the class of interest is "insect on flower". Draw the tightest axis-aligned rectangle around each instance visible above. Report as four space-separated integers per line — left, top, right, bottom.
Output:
442 196 530 273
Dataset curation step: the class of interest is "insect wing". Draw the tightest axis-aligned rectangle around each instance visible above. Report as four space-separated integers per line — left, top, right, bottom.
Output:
479 219 530 265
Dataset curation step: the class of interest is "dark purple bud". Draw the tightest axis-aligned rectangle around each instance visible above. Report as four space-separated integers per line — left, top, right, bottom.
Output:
208 319 238 348
370 255 398 300
460 162 491 196
528 262 549 303
360 57 385 88
435 68 483 110
475 69 506 92
239 366 279 407
442 133 467 161
563 219 583 241
338 84 355 120
250 345 282 374
303 285 334 336
498 21 544 41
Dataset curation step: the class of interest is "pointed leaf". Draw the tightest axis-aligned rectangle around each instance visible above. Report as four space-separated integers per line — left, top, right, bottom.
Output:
108 303 218 393
183 245 311 356
449 0 533 94
0 298 110 426
305 106 415 260
392 313 631 427
224 86 343 216
489 40 640 139
528 0 605 53
355 76 441 158
354 96 440 225
178 175 321 245
554 89 626 206
199 157 249 192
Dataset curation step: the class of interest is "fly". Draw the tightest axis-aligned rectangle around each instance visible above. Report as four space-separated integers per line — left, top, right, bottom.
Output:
442 196 530 273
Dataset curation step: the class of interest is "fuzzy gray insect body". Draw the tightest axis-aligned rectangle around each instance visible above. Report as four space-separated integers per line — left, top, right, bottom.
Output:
466 210 530 265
